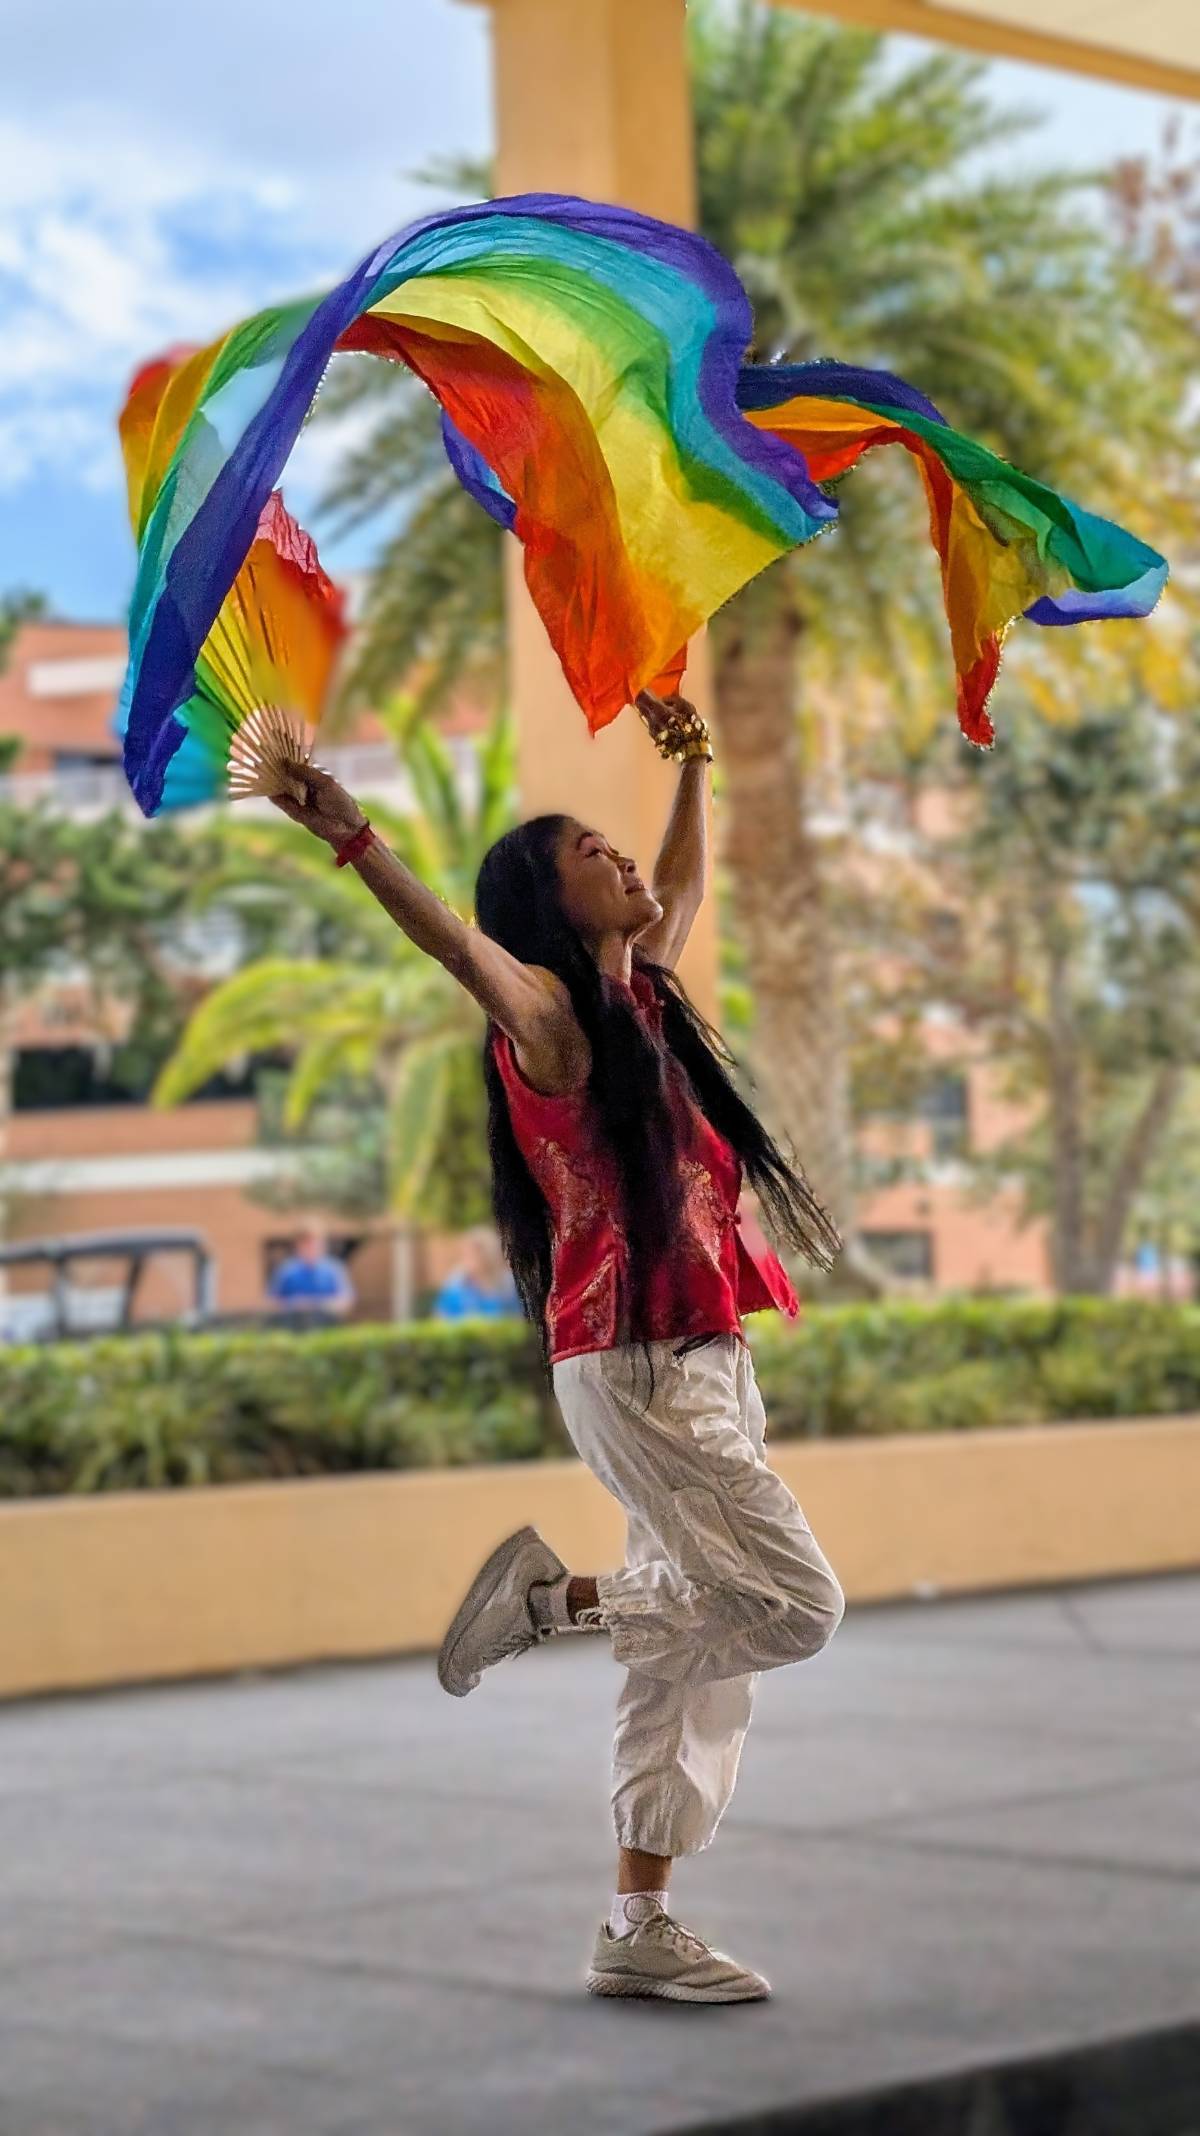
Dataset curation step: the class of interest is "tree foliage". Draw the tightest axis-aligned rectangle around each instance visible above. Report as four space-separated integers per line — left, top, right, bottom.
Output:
158 709 517 1227
848 699 1200 1291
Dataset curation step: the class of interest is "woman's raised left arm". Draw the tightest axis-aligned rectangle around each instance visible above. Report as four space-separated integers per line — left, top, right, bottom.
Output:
635 691 712 970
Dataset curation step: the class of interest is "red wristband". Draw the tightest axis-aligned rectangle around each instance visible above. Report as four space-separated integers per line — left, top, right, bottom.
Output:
333 819 374 868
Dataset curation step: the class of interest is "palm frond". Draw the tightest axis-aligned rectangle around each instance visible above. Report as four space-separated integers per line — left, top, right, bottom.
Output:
283 1025 380 1128
475 710 517 846
404 722 465 853
153 960 344 1104
386 1032 462 1216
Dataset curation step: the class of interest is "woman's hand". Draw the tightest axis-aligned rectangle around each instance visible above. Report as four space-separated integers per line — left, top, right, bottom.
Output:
635 689 713 765
269 766 366 849
636 688 697 732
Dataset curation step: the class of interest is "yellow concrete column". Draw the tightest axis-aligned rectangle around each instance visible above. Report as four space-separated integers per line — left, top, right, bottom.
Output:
477 0 718 1013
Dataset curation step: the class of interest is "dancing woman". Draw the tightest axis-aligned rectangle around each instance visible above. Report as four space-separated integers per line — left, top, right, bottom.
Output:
274 691 844 2003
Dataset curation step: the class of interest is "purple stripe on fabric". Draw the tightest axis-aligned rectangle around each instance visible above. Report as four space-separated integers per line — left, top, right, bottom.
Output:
1025 559 1169 626
126 246 397 812
441 412 517 530
372 192 739 301
737 360 947 427
692 298 834 530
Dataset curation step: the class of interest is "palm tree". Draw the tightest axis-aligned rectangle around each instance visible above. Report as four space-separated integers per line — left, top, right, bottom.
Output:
690 4 1184 1271
311 17 1184 1270
156 709 516 1226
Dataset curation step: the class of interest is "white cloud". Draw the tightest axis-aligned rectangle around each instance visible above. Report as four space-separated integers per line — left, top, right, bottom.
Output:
0 404 115 492
0 0 490 522
287 399 383 499
0 120 337 497
1 0 490 222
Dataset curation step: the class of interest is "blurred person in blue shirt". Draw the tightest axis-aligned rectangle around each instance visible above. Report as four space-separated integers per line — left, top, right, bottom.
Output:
268 1224 354 1319
434 1228 520 1321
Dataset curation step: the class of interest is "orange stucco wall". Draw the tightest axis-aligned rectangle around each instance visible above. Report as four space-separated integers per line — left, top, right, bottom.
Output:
1 1419 1196 1698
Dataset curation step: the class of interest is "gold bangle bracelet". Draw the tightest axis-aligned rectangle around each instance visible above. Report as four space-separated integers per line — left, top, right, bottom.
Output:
639 705 713 763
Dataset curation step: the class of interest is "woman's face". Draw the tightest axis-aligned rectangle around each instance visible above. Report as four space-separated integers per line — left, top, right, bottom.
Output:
555 820 662 943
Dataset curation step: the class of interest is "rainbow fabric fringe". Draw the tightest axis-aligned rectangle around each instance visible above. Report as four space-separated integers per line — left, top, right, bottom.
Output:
735 362 1168 745
117 194 1167 815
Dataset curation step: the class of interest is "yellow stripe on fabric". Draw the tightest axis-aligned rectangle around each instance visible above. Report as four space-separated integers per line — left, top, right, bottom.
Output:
368 275 784 615
747 396 1075 674
129 340 228 541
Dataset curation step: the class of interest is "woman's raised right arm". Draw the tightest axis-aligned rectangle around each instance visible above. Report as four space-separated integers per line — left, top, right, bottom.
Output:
272 768 587 1090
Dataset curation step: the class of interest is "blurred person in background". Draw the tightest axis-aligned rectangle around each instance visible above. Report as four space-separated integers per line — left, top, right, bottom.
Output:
270 690 843 2006
433 1227 521 1320
267 1223 354 1320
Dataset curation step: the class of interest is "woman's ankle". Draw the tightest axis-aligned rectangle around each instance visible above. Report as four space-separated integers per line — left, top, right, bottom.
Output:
617 1845 673 1895
566 1575 599 1624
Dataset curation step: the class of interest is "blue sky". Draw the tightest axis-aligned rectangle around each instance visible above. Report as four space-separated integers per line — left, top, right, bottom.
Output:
0 0 1190 623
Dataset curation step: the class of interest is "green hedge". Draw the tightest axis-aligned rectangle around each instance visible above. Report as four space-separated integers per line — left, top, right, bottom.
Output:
1 1299 1198 1497
750 1297 1200 1437
0 1323 557 1498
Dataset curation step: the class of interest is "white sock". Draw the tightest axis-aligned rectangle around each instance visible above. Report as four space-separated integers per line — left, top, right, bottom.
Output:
609 1890 669 1939
528 1574 573 1634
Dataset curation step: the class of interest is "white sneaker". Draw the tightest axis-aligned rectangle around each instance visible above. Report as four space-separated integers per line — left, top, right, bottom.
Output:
586 1901 771 2003
437 1525 568 1697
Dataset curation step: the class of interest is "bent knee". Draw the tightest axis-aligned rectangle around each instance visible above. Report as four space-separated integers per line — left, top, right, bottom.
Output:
779 1564 844 1660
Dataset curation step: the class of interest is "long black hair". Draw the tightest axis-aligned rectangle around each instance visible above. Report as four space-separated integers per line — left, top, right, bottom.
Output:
474 814 840 1347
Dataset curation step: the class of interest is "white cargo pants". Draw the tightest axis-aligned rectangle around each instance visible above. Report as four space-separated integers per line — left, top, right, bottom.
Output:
551 1334 843 1858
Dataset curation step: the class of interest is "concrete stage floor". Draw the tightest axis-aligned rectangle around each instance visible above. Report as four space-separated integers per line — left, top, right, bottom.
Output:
2 1574 1198 2135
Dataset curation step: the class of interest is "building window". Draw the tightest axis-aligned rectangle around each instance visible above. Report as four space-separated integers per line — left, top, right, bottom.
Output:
919 1072 969 1160
12 1045 277 1112
13 1047 126 1110
862 1230 934 1281
53 750 120 773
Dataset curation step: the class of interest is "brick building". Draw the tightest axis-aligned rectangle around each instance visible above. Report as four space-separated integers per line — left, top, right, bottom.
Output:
0 616 1050 1332
0 619 452 1332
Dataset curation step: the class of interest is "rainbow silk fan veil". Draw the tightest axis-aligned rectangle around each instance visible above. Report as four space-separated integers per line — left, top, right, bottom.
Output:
116 193 1168 816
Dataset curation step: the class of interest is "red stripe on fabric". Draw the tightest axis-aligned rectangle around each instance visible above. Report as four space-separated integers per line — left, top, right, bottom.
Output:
749 401 995 738
957 642 1000 747
337 314 685 730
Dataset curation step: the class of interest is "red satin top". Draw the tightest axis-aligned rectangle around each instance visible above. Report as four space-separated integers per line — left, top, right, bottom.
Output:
491 968 799 1363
